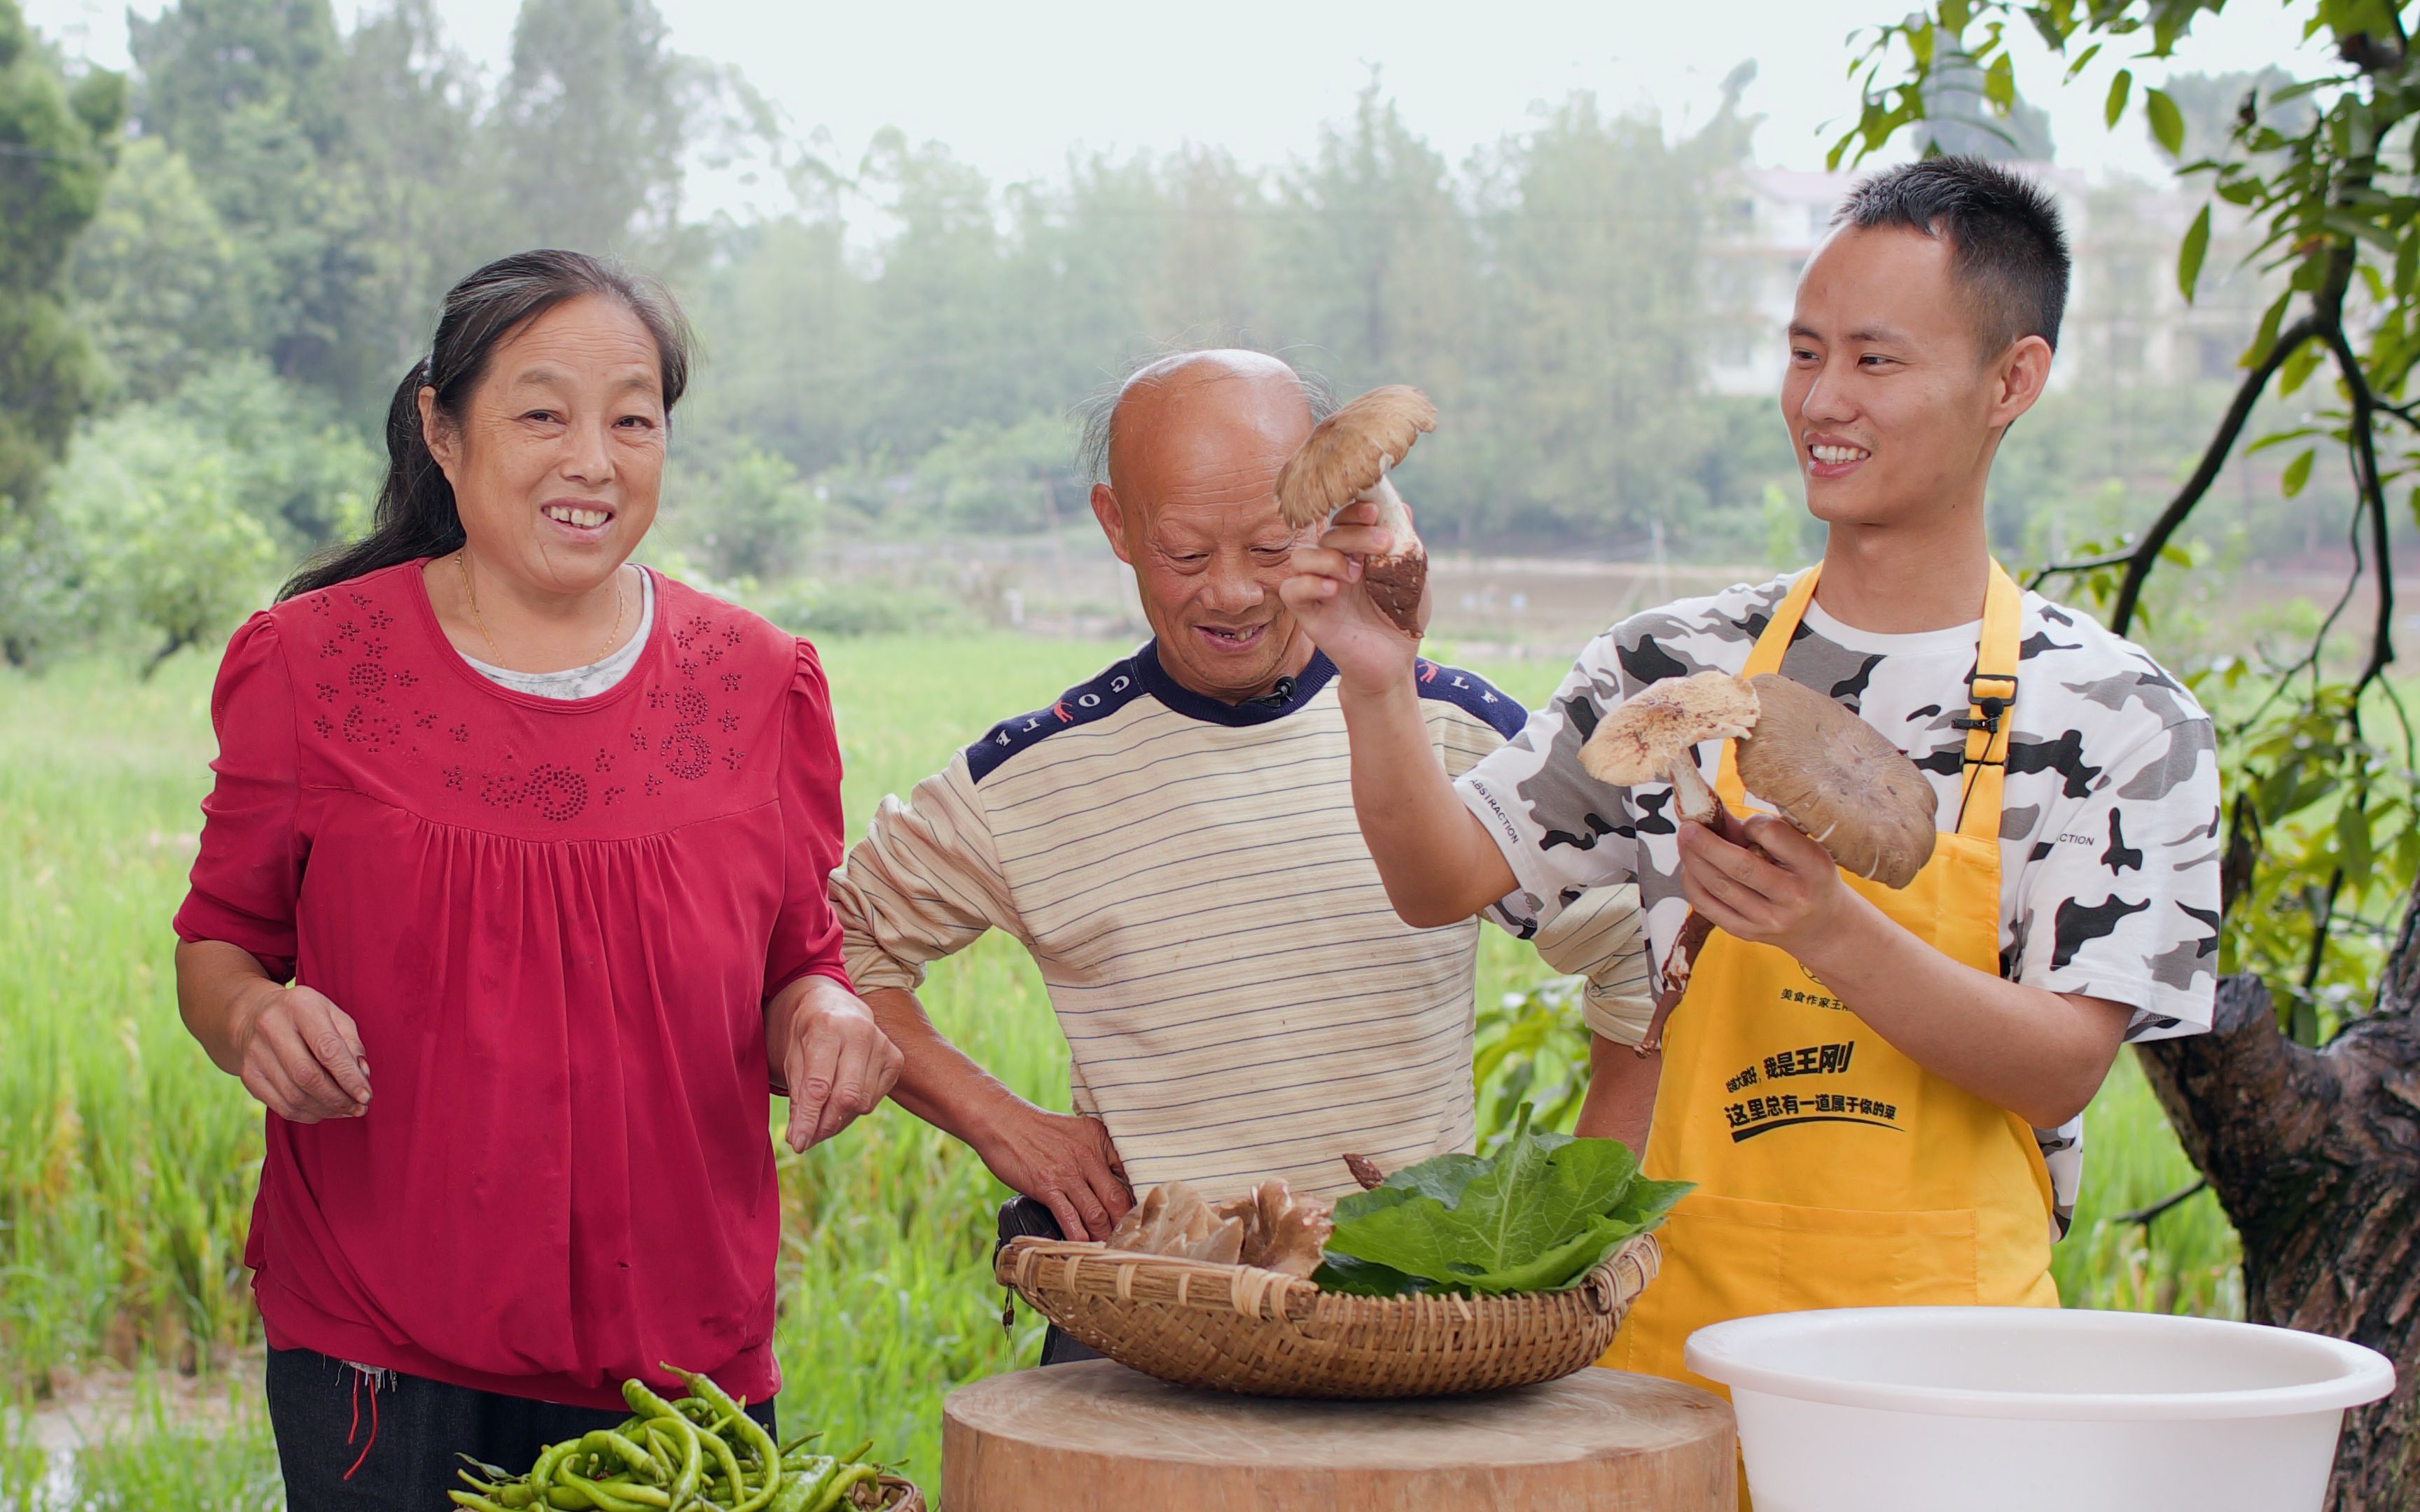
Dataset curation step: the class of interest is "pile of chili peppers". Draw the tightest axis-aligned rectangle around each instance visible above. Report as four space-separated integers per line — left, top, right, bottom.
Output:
448 1365 886 1512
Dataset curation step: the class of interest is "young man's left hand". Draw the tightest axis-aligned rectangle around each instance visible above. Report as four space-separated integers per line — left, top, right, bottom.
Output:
1674 813 1870 972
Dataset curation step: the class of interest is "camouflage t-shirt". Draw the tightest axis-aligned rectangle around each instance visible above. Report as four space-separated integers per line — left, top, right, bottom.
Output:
1454 571 2221 1232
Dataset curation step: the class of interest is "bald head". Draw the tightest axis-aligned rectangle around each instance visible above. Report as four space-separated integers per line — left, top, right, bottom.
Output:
1078 350 1333 491
1097 353 1319 523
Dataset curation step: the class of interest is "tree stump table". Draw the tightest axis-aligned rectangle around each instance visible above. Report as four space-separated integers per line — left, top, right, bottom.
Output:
943 1359 1735 1511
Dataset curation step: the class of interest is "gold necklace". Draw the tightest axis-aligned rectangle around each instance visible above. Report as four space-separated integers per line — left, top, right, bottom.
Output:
456 550 625 669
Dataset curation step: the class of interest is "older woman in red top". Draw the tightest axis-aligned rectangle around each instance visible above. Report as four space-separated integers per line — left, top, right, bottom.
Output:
172 249 901 1511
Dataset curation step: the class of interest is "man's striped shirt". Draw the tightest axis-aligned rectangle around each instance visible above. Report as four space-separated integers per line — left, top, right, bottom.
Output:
828 642 1647 1201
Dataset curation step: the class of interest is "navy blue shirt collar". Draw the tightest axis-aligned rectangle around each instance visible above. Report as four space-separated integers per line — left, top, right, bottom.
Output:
1135 638 1337 726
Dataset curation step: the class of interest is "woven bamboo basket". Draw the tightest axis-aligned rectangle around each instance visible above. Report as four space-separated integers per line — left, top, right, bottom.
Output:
996 1232 1659 1399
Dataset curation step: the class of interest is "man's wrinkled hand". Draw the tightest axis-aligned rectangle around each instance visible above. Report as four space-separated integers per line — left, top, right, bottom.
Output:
779 981 904 1152
975 1103 1132 1241
1279 498 1428 695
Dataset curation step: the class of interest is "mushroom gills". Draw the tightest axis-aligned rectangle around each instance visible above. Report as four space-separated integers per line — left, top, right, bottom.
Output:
1577 670 1758 825
1272 385 1438 639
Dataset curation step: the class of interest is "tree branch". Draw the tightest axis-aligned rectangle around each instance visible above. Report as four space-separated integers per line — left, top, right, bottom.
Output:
2026 551 2136 590
2325 328 2398 698
2110 314 2323 635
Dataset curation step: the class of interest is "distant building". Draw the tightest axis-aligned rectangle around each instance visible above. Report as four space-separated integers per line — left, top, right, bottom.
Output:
1702 164 2273 398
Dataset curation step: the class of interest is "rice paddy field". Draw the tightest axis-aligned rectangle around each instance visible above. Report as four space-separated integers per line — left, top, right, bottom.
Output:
0 634 2242 1511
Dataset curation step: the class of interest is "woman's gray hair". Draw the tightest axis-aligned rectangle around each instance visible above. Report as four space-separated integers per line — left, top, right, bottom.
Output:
1073 349 1337 485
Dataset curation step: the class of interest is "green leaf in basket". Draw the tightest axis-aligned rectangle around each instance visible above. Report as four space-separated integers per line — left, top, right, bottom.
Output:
1318 1105 1691 1296
1307 1254 1431 1296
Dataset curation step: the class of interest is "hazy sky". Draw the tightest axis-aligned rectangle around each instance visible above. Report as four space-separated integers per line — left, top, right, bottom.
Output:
27 0 2336 216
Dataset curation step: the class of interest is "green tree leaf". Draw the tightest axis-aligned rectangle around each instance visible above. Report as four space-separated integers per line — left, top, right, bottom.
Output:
2105 68 2133 129
2177 202 2212 301
2146 85 2185 155
1984 52 2016 111
2281 447 2316 497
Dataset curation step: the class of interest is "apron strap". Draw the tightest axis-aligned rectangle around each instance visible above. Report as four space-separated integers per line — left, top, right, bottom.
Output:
1953 563 2023 843
1715 561 2024 846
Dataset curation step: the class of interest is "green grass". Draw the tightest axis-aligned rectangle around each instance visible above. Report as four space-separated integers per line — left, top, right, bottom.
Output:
0 634 2242 1510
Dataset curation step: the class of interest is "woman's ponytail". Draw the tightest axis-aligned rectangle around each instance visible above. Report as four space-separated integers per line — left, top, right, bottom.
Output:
281 251 693 601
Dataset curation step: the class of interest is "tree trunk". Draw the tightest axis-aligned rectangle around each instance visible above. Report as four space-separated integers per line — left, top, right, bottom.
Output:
2136 889 2420 1511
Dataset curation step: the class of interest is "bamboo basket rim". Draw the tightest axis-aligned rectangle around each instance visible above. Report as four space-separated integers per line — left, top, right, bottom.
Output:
997 1231 1660 1323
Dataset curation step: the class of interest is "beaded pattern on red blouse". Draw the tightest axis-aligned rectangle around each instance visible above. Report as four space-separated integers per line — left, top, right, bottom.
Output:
281 566 780 838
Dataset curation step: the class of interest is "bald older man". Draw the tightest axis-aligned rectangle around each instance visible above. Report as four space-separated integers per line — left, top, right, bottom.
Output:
828 351 1646 1266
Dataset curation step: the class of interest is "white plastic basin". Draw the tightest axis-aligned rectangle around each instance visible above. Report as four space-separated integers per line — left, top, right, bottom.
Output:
1686 1307 2395 1512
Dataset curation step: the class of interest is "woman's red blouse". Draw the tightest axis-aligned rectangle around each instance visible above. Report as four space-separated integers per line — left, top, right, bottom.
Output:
173 560 849 1410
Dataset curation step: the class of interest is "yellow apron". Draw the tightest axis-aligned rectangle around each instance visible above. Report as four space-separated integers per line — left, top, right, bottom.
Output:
1612 561 2057 1413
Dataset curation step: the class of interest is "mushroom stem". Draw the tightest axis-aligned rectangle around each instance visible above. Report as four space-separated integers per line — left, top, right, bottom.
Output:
1361 470 1414 538
1354 473 1427 638
1665 758 1718 827
1635 806 1758 1058
1637 912 1714 1056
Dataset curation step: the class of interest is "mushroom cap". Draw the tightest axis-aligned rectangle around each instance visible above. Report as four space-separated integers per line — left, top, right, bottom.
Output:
1734 673 1937 888
1273 386 1438 529
1578 671 1760 786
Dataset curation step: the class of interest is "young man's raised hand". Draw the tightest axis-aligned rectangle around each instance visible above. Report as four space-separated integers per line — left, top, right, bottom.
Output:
1278 498 1427 693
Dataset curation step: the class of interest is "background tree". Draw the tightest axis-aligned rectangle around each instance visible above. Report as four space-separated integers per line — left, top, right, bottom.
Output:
1839 6 2420 1504
0 0 123 668
489 0 754 262
340 0 485 374
129 0 381 406
0 0 122 519
68 139 250 402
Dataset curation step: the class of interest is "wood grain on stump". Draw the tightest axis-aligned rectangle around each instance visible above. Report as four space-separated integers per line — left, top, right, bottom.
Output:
943 1359 1734 1511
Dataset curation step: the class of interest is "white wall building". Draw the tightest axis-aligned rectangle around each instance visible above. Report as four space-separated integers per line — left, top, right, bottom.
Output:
1702 164 2272 399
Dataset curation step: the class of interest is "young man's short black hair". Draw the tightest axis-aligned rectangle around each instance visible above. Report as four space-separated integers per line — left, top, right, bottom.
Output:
1832 155 2070 358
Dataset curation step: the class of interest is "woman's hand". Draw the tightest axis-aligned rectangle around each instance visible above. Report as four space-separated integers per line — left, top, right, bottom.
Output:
1279 498 1428 696
230 981 373 1123
970 1102 1132 1241
770 976 904 1152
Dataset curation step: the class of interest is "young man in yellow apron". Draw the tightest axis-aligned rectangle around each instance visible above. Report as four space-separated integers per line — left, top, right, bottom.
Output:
1281 154 2221 1457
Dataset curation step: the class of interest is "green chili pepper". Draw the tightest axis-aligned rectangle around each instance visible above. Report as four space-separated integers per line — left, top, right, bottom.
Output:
557 1466 653 1512
528 1443 573 1497
664 1413 707 1506
669 1366 784 1512
637 1427 674 1484
582 1430 659 1480
696 1415 750 1506
766 1457 835 1512
449 1493 515 1512
545 1489 596 1511
802 1464 879 1512
623 1379 706 1508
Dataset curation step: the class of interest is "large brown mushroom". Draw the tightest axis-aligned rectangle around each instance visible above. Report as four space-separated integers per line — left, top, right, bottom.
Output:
1274 386 1437 638
1578 670 1938 1053
1735 673 1936 888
